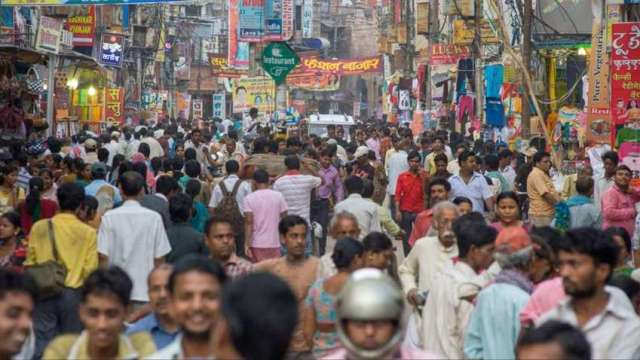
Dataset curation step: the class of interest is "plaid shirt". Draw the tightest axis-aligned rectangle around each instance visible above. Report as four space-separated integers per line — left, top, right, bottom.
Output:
223 254 254 279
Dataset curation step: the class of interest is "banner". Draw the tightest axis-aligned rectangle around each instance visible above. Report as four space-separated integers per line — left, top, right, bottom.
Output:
212 92 226 119
448 0 473 16
233 76 276 113
35 16 63 54
104 88 124 124
66 6 95 47
286 70 340 91
586 19 612 145
429 44 471 65
453 19 499 45
100 33 124 67
416 0 429 34
2 0 187 4
297 55 383 75
239 0 264 42
208 54 246 78
611 22 640 175
302 0 313 38
264 0 293 41
174 42 191 80
176 93 191 120
192 98 204 119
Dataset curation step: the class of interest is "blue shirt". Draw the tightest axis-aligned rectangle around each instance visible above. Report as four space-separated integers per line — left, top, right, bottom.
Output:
126 313 179 350
84 179 122 205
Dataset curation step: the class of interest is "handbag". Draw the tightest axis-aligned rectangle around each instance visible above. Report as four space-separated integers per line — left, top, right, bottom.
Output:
25 220 67 300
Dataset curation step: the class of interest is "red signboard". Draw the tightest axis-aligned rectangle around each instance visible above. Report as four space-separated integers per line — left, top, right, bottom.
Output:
297 55 383 75
104 88 124 124
429 44 471 65
66 6 95 47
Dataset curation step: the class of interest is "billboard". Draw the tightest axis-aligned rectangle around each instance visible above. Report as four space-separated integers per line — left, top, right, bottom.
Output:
233 76 276 114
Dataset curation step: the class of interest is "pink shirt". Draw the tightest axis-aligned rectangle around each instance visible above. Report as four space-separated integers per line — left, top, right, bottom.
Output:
519 277 565 326
602 185 640 236
323 346 441 360
243 189 288 248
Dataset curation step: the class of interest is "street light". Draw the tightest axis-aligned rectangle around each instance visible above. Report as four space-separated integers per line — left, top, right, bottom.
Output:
88 86 97 96
66 78 78 90
577 47 587 56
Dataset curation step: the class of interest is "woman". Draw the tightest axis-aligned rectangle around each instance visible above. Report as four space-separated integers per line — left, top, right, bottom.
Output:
0 211 26 272
109 154 125 184
39 169 58 204
76 195 99 229
18 177 57 235
174 143 185 160
453 196 473 216
303 238 364 358
492 192 528 233
605 227 634 277
0 165 25 214
74 162 92 187
58 156 77 184
363 231 400 283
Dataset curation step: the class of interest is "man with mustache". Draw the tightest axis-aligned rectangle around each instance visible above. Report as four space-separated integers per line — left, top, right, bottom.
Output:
0 270 35 360
126 264 179 350
148 255 227 359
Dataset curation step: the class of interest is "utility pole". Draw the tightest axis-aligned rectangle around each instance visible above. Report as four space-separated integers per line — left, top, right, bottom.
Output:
405 0 414 77
521 0 532 138
425 0 439 113
473 0 483 129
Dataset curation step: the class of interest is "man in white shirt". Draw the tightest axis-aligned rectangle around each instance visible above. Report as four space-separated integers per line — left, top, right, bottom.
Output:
537 227 640 359
422 220 498 358
98 171 172 305
139 128 164 159
498 149 517 191
593 150 618 209
448 150 495 214
103 131 124 167
334 176 381 238
273 155 321 254
385 139 409 216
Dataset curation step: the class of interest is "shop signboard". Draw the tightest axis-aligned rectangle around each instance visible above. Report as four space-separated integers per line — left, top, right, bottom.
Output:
100 33 124 67
104 88 124 125
212 92 226 119
35 16 63 54
452 19 499 45
208 54 246 78
261 42 299 85
232 76 276 114
611 22 640 176
176 93 192 120
429 44 471 65
228 0 249 69
238 0 264 42
192 98 204 120
301 0 313 38
264 0 294 41
448 0 473 17
174 42 191 80
286 69 340 91
66 6 95 47
586 18 612 145
297 55 383 75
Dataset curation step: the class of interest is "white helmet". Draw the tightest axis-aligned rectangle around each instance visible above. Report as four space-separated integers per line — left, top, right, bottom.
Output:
335 268 405 359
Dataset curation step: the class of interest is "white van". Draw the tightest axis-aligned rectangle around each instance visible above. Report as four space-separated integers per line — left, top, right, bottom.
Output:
307 114 356 138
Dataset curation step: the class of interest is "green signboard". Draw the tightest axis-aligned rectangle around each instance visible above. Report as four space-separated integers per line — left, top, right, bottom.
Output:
261 42 299 85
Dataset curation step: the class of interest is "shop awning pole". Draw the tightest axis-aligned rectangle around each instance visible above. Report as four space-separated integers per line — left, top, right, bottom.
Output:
46 54 58 136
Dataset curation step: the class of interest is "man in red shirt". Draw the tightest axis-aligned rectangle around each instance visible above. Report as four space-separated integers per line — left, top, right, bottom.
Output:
395 150 429 255
408 177 451 247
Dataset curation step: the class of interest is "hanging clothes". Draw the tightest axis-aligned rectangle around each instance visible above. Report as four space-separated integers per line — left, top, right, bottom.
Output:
484 64 504 99
456 58 475 102
486 97 506 128
457 95 476 124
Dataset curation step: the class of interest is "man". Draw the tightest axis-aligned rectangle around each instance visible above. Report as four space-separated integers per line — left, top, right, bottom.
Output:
139 127 164 159
562 165 593 200
103 131 123 167
517 321 591 360
602 165 640 236
126 264 179 350
449 150 495 214
184 128 217 170
312 148 344 255
334 176 380 238
326 269 439 359
82 138 99 165
424 136 450 175
351 146 375 180
537 228 640 359
385 138 408 216
273 156 321 253
594 150 618 209
499 149 516 191
0 270 36 360
219 137 246 169
365 127 381 159
204 216 254 279
26 182 98 358
422 221 497 358
140 175 179 229
243 169 288 262
43 267 156 359
408 177 451 246
464 227 535 359
484 154 510 194
256 215 319 358
147 256 227 359
318 211 362 278
447 143 467 176
165 193 208 263
399 201 460 306
564 176 602 229
211 273 298 360
83 162 122 205
527 151 561 226
98 171 171 306
394 150 429 253
418 136 430 167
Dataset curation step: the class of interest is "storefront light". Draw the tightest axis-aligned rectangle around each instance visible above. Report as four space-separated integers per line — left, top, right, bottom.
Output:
88 86 97 96
67 78 79 90
577 47 587 56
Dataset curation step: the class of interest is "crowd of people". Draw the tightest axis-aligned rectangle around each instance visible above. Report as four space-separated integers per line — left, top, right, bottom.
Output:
0 110 640 359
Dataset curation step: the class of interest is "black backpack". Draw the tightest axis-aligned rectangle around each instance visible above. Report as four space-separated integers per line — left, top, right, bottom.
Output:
215 179 244 235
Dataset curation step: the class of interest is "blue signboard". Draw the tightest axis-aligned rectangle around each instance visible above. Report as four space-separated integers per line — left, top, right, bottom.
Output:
100 33 123 67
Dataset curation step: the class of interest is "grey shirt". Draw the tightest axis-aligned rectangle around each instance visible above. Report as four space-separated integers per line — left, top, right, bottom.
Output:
569 203 602 228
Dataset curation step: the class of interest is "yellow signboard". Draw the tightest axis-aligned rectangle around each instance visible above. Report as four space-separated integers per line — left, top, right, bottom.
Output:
453 19 499 45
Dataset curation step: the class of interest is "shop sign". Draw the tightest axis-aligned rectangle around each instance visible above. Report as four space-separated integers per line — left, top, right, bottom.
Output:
232 76 276 114
60 30 73 48
398 90 411 111
100 33 124 67
104 88 124 125
174 42 191 80
452 19 499 45
416 1 429 34
286 69 340 91
298 55 383 75
586 18 612 145
264 0 294 41
302 0 313 38
35 16 63 54
261 42 299 85
429 44 471 65
239 0 264 42
208 54 246 78
448 0 474 17
66 6 95 47
212 92 226 119
192 98 204 120
611 22 640 168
